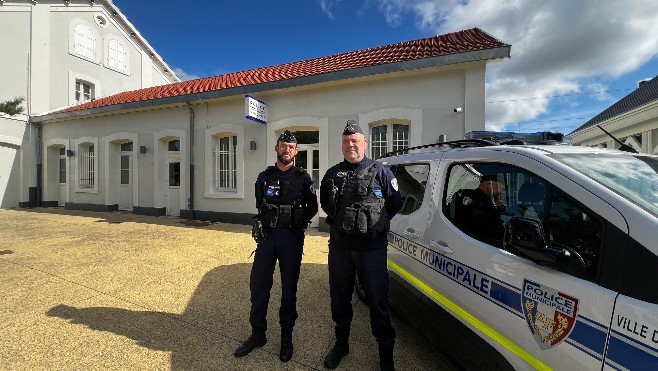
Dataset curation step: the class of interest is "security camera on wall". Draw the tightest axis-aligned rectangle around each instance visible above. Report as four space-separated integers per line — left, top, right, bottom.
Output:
454 107 463 113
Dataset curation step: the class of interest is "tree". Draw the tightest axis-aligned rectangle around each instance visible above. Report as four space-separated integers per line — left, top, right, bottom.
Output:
0 97 26 116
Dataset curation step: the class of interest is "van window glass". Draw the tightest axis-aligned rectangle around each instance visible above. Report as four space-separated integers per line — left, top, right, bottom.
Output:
390 164 429 215
443 162 603 281
547 187 602 280
551 153 658 218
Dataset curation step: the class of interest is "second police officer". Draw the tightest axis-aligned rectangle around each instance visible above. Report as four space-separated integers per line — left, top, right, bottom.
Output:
320 120 402 371
234 130 318 363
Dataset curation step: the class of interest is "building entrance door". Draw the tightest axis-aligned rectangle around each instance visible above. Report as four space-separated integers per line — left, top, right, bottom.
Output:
118 154 132 210
166 160 181 216
295 145 319 228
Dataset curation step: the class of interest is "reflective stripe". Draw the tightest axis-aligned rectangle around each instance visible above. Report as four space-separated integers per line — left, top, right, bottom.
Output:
387 259 552 371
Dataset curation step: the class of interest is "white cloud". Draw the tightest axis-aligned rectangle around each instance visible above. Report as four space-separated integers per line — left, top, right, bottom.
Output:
374 0 658 130
320 0 343 19
172 67 201 81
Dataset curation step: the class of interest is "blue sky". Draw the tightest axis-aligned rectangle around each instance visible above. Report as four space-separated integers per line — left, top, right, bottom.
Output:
111 0 658 134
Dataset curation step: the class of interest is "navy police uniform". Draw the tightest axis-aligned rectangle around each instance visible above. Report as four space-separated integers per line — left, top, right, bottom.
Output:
454 180 505 243
319 121 402 369
236 130 318 362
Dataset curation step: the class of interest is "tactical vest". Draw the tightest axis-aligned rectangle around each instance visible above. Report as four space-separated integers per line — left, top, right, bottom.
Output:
326 162 390 237
259 166 307 229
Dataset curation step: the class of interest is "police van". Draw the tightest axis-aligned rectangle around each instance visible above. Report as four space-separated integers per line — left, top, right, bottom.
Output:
378 131 658 370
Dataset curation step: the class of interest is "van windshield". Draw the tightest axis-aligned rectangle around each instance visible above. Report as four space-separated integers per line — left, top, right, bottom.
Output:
551 153 658 218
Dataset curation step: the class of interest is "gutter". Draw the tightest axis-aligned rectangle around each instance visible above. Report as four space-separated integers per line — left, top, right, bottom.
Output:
186 102 195 221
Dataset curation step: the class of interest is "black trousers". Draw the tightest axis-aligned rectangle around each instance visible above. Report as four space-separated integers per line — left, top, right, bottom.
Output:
328 243 396 348
249 227 304 335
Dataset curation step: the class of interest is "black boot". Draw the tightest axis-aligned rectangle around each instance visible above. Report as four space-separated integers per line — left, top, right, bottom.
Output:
234 332 267 358
379 344 395 371
279 332 293 362
323 339 349 369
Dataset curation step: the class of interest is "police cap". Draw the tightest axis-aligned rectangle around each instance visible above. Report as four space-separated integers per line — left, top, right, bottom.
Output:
343 120 364 135
480 174 499 183
277 130 297 143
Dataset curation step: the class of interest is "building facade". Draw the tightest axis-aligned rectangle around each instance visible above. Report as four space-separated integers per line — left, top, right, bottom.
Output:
571 76 658 154
0 0 179 208
29 28 511 229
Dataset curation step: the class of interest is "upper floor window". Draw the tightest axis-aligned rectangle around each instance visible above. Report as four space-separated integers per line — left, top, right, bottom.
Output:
107 39 127 72
370 123 409 159
213 134 237 191
73 24 95 60
75 80 94 103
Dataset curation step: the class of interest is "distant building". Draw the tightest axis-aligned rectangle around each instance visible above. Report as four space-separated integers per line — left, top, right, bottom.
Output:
27 27 510 229
0 0 179 208
570 76 658 154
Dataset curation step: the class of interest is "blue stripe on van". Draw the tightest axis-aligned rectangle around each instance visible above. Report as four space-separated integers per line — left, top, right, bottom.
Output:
605 330 658 369
489 281 523 316
568 319 607 358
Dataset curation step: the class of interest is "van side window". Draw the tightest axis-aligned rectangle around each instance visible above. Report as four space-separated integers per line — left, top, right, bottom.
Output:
390 164 429 215
443 162 603 281
548 187 602 280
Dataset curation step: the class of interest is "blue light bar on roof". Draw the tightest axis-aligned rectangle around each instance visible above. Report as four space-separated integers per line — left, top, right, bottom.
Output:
464 131 564 144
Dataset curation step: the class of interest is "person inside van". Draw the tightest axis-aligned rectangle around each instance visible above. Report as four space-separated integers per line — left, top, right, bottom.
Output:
453 174 506 243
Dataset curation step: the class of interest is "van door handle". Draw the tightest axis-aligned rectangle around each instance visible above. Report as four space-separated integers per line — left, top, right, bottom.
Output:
430 240 454 254
403 227 420 239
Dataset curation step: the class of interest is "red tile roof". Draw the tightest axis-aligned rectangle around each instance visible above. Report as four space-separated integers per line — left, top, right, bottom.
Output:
57 27 507 114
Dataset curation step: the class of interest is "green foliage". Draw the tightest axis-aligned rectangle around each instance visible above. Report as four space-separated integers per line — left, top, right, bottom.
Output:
0 96 26 116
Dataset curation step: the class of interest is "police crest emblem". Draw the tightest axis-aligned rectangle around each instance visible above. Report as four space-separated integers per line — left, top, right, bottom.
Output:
522 279 579 349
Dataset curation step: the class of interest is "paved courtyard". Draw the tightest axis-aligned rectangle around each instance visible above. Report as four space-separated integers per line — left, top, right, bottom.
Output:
0 208 457 370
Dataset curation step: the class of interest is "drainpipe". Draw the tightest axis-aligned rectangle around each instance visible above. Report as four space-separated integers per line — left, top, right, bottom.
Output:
35 121 42 207
186 102 195 220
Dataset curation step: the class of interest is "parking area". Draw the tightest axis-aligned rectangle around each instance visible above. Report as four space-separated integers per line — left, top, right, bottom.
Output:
0 208 457 370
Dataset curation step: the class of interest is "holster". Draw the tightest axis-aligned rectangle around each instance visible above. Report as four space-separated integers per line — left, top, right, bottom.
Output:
251 217 266 244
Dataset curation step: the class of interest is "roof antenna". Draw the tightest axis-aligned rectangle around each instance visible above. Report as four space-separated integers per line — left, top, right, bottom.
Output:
596 125 638 153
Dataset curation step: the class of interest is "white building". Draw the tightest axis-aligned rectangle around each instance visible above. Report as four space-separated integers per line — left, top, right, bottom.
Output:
570 76 658 154
29 27 511 229
0 0 179 208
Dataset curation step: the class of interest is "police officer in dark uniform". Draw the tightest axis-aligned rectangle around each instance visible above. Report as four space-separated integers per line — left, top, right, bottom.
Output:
319 120 402 371
454 174 506 243
234 130 318 363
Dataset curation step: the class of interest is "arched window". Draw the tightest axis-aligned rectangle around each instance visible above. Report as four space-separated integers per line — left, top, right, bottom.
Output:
74 24 95 60
107 39 127 72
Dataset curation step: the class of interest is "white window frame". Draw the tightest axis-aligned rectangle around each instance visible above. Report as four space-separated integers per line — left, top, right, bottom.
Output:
78 143 95 189
73 24 96 61
75 79 95 103
106 38 128 74
369 121 410 159
204 124 244 198
213 134 237 191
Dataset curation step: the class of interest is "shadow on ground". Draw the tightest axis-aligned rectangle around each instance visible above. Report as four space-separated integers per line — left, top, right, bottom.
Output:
46 262 332 370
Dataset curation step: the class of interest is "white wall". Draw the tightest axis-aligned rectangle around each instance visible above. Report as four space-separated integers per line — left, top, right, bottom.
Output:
0 115 28 208
39 62 487 218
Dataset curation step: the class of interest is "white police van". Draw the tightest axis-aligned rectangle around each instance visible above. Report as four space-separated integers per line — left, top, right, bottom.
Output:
379 131 658 370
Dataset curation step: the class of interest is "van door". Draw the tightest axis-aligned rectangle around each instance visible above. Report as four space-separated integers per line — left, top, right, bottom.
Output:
411 150 620 369
605 295 658 369
385 160 435 327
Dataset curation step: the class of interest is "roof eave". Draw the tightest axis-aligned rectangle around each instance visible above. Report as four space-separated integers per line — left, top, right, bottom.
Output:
32 45 510 124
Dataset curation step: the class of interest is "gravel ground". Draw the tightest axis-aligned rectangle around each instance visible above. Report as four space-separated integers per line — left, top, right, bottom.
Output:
0 208 458 370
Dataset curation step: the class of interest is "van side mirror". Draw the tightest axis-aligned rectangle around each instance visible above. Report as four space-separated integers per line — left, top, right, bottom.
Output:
503 217 562 263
